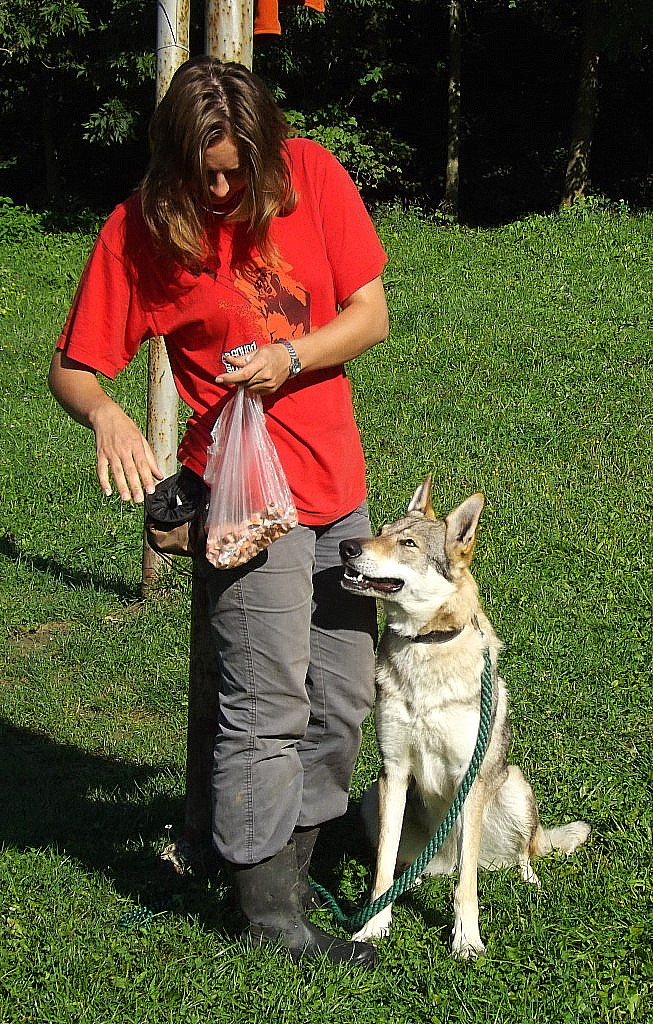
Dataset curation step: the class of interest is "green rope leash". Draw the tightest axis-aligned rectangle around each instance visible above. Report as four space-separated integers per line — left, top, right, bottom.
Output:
310 647 494 933
118 647 493 934
118 897 169 930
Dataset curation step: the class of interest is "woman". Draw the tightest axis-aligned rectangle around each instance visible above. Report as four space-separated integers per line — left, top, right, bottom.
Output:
49 58 388 969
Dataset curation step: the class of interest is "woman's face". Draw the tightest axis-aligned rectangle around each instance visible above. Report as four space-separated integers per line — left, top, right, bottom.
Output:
202 136 247 209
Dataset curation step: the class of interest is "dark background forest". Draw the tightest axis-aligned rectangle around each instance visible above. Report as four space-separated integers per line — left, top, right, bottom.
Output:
1 0 651 226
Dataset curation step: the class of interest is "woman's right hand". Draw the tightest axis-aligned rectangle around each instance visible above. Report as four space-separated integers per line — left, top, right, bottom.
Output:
89 401 163 502
48 350 163 503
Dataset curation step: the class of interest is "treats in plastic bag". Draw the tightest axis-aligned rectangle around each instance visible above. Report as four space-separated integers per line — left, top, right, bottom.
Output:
204 386 298 569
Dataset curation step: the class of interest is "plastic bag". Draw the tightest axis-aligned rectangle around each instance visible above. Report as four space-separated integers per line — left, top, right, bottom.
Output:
204 386 298 569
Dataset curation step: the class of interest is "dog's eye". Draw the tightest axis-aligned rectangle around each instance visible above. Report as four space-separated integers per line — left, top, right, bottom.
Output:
400 538 417 547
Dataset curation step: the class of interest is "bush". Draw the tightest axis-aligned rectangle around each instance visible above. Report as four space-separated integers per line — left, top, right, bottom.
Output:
0 197 44 244
287 107 414 193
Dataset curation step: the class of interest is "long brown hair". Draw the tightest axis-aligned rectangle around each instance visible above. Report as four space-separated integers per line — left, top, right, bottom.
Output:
140 57 297 271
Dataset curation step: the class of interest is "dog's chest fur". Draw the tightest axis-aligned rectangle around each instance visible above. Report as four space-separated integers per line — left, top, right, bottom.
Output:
374 626 496 799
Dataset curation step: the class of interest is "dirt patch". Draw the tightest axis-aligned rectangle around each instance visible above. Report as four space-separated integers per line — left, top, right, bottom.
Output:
12 621 74 653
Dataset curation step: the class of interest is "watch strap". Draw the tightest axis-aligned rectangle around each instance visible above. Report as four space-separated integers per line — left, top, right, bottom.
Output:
277 340 302 376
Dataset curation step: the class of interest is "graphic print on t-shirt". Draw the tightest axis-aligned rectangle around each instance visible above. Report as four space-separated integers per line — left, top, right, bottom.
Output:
234 259 311 342
221 339 258 373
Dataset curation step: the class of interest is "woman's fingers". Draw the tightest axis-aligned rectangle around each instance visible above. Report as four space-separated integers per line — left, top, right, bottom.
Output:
94 410 163 502
215 344 291 393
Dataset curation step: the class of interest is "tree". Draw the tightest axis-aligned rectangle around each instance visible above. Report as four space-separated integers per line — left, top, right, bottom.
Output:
0 0 155 206
0 0 650 217
254 0 418 198
557 0 653 207
0 0 90 201
560 0 605 206
440 0 464 219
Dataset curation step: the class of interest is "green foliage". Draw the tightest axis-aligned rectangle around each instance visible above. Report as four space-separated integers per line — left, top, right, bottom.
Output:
258 0 418 199
288 107 413 190
83 97 138 145
0 205 651 1022
0 0 91 67
0 0 652 216
0 196 104 241
0 196 43 243
0 0 155 205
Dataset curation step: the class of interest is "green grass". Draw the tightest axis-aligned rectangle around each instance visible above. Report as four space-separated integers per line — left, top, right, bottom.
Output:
1 200 651 1022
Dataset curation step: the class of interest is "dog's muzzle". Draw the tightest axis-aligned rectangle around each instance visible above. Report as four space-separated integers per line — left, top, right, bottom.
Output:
339 539 404 595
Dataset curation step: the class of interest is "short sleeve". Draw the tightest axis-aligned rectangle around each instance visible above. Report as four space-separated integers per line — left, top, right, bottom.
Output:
289 140 387 305
57 204 156 379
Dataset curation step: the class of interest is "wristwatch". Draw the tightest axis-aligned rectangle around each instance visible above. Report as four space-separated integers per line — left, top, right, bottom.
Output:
277 340 302 376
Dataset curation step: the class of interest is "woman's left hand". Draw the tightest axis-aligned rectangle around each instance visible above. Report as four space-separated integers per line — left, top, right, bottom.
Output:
215 342 292 394
215 277 388 394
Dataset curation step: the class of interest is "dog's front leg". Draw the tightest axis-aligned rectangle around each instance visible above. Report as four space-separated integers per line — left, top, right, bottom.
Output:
451 779 486 959
353 769 408 941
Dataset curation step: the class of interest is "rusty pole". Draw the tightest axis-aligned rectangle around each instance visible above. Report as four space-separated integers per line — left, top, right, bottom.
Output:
141 1 190 595
205 0 254 67
178 1 255 868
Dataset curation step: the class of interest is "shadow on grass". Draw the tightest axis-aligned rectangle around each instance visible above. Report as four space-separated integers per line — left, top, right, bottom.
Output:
0 719 180 879
1 718 437 939
0 533 139 603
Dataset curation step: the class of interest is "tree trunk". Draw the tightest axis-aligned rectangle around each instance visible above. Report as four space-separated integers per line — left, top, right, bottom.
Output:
441 0 463 219
42 79 61 204
560 0 602 208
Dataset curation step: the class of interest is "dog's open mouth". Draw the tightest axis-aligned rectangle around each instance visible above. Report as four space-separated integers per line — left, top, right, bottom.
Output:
342 566 404 594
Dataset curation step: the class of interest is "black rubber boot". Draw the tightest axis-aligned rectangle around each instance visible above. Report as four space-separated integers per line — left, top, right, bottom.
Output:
293 825 326 911
231 842 375 969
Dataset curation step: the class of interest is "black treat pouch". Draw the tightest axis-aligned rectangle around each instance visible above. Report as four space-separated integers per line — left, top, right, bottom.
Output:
144 466 208 557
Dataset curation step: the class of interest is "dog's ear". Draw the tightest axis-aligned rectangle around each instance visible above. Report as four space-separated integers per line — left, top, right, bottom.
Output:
445 493 485 564
407 474 436 520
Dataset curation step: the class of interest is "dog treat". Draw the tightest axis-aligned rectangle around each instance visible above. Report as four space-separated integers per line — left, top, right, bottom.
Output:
206 501 298 569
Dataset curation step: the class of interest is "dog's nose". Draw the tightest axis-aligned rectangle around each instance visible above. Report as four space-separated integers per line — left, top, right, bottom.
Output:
339 538 363 561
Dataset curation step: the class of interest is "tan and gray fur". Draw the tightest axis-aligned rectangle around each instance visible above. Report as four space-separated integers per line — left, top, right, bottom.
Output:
340 476 590 958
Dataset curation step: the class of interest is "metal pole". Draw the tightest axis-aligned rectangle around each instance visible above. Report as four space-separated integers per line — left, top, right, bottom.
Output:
156 0 191 102
141 1 190 595
175 1 254 870
205 0 254 66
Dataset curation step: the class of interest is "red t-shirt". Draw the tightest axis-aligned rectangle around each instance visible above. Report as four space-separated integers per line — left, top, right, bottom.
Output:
58 138 387 525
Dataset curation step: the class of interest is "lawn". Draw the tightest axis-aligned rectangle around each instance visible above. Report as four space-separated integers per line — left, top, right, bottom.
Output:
0 198 651 1022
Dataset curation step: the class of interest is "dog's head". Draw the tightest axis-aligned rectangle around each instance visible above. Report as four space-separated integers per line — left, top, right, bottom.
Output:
340 476 484 630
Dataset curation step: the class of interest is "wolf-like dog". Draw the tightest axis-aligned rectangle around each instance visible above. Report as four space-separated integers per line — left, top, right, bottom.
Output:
339 476 590 958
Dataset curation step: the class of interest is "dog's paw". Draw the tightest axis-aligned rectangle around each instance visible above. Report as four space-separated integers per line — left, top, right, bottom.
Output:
353 909 392 942
451 922 486 960
452 938 487 960
518 856 541 886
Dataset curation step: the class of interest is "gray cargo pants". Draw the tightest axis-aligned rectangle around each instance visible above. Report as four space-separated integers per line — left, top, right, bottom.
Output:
200 503 377 866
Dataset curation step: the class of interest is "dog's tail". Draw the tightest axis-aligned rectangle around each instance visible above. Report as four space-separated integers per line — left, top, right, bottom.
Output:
531 821 591 858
